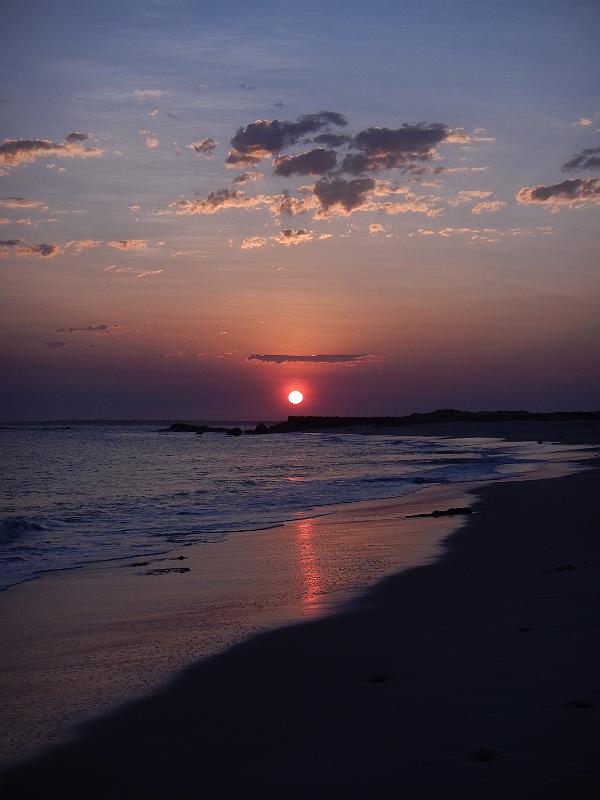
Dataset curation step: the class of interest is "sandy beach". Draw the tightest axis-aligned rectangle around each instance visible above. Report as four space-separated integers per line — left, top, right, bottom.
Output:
1 423 599 797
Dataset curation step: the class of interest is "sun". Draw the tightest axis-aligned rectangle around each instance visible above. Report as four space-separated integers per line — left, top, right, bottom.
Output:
288 390 304 405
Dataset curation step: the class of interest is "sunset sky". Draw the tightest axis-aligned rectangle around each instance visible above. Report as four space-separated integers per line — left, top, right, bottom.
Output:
1 0 599 420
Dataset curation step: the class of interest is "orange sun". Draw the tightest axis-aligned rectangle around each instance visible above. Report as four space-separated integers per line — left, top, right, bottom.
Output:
288 390 304 405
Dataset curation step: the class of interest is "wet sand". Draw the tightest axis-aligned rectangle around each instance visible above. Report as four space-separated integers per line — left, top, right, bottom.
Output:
1 425 599 797
1 482 482 767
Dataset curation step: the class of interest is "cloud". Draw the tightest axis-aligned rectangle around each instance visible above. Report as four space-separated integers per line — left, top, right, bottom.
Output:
448 190 492 206
310 178 442 218
410 225 552 241
562 147 600 172
471 200 507 214
104 265 134 274
313 177 375 213
241 236 266 249
431 166 490 175
247 353 371 364
0 197 44 209
516 177 600 210
65 239 104 253
45 340 67 348
187 138 216 156
369 223 385 234
104 265 164 277
46 163 66 173
313 133 352 147
1 217 32 225
341 123 458 175
0 239 62 257
136 269 164 278
272 229 315 245
273 148 337 176
170 188 281 216
65 131 89 143
226 111 347 166
233 171 263 184
133 89 171 99
57 323 118 334
0 136 102 168
575 116 593 127
146 136 160 149
107 239 148 250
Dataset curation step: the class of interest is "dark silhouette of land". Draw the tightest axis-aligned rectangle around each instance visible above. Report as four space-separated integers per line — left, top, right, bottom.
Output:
256 409 600 433
163 409 600 439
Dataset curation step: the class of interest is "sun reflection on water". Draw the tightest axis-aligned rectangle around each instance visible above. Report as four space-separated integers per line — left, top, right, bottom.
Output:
296 518 322 614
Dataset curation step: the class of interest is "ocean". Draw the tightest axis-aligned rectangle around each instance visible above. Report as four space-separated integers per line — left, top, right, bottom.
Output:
0 423 575 591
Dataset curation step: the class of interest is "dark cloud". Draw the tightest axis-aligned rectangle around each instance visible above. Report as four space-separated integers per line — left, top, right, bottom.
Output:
313 177 375 213
1 240 60 257
273 148 337 176
342 123 453 174
272 229 315 245
187 138 216 156
562 147 600 172
233 171 262 184
45 340 67 348
225 150 261 168
57 323 118 333
516 177 600 208
65 131 89 142
313 133 352 147
22 243 59 257
248 353 369 364
0 136 102 167
226 111 347 165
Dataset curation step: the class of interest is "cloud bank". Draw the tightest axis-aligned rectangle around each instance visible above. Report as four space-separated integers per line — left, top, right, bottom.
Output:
247 353 370 364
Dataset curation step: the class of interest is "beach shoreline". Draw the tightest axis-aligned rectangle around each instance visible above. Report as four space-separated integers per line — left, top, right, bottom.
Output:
1 425 599 797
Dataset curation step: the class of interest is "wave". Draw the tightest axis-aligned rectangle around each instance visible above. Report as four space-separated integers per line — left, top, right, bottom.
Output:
0 517 45 544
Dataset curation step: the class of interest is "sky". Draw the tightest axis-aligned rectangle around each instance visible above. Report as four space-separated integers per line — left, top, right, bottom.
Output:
1 0 599 420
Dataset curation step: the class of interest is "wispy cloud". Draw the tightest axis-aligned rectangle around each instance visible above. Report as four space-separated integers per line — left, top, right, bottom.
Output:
57 323 119 334
471 200 507 214
133 89 172 100
107 239 148 250
240 236 267 249
0 197 45 209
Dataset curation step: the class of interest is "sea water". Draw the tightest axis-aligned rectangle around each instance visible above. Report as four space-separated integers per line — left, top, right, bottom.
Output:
0 424 574 590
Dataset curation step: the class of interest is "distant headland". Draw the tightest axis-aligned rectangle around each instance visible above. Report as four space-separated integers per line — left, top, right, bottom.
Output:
164 409 600 436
